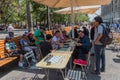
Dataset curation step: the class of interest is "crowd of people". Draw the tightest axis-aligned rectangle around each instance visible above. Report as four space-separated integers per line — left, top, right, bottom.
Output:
4 16 106 75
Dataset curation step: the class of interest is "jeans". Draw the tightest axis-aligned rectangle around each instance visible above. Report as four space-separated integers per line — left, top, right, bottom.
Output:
94 45 106 73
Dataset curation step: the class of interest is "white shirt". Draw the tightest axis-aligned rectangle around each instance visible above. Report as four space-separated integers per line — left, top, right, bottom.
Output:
7 25 14 32
52 36 60 49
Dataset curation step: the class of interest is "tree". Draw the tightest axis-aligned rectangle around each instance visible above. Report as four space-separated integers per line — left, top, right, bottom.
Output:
26 0 33 32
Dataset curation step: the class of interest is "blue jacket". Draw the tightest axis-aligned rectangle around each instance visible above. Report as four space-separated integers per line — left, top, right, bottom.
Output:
78 35 90 52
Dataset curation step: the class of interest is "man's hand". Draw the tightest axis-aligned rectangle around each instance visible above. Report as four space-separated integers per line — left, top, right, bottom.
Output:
77 43 82 46
74 38 79 41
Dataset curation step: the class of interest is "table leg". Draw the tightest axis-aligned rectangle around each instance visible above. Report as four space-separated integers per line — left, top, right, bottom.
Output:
47 69 49 80
65 68 67 78
60 69 65 80
70 57 72 69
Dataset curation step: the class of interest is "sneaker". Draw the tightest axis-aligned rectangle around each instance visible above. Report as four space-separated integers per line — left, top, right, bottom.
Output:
18 62 23 67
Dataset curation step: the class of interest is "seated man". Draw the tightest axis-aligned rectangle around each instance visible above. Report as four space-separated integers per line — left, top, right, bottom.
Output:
5 36 25 67
20 34 32 52
40 34 53 57
20 34 36 62
73 30 90 60
27 33 36 46
52 30 61 50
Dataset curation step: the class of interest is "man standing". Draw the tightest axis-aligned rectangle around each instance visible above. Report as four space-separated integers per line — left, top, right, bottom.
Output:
7 24 14 37
33 26 45 60
93 16 106 75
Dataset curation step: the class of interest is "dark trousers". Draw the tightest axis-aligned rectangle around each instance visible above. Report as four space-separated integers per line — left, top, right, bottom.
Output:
94 45 106 73
72 48 88 61
8 32 14 37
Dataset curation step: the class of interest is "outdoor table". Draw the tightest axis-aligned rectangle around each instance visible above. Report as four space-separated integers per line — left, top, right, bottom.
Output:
36 52 71 80
57 41 75 52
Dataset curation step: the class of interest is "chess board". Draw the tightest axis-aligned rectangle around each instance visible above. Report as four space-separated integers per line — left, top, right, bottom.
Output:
44 55 64 64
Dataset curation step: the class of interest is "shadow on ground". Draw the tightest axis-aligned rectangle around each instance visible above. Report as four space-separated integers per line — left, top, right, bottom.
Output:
13 67 63 80
88 74 101 80
113 58 120 63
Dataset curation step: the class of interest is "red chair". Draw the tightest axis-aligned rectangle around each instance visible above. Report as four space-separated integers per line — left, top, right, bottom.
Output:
73 52 91 80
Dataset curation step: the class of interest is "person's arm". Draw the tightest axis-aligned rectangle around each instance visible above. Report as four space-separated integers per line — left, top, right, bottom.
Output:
52 40 60 45
94 34 103 44
33 36 43 42
76 37 90 48
20 39 25 47
5 43 14 53
94 25 103 45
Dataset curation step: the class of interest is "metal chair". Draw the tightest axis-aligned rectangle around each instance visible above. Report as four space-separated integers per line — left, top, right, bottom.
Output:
24 51 37 67
73 52 91 80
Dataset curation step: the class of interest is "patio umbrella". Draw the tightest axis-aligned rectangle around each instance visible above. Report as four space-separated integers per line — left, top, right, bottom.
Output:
33 0 111 8
54 5 100 14
33 0 111 38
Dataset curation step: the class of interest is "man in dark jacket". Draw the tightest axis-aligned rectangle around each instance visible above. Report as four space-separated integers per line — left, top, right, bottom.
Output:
73 30 90 60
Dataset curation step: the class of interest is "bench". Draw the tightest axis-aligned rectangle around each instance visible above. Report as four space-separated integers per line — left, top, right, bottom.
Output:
0 36 21 68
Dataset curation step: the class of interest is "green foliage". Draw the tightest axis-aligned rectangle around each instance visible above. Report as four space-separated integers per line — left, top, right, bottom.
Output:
0 0 27 24
75 13 89 23
0 0 89 25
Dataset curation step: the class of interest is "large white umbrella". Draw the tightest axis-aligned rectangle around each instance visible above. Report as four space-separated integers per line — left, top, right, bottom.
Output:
33 0 111 8
54 5 100 14
33 0 111 38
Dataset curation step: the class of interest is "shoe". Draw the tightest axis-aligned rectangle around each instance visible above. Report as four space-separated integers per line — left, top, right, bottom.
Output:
101 69 105 72
92 71 100 75
18 62 23 67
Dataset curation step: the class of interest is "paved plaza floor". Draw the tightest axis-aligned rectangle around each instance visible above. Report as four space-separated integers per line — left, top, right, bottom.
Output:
0 48 120 80
0 29 120 80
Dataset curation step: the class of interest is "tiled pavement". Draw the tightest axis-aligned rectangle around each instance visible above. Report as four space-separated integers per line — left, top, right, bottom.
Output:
0 47 120 80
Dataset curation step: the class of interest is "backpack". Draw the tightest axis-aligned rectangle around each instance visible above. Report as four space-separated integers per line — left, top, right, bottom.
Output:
99 24 113 45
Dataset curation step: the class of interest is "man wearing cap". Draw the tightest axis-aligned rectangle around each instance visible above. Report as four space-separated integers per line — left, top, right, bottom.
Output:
5 36 24 67
33 26 45 60
93 16 106 75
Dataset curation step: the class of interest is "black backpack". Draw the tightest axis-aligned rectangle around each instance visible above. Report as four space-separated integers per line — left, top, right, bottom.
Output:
99 24 113 45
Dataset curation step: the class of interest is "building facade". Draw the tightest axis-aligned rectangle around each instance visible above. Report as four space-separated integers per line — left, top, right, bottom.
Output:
101 0 120 23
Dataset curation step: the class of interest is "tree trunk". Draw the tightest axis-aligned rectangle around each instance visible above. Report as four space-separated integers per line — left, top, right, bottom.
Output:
26 0 33 32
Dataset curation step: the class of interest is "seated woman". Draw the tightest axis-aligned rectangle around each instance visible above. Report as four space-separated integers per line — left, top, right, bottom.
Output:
73 30 90 60
5 36 25 67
